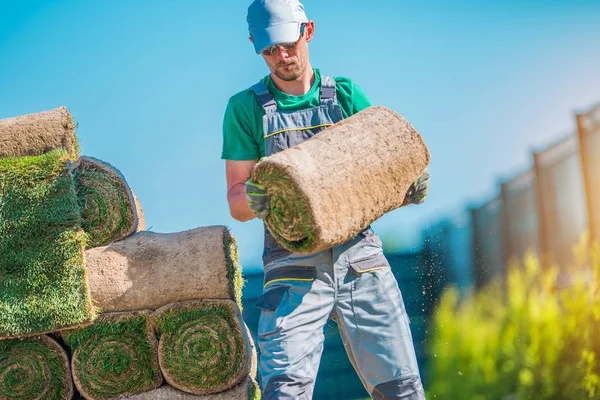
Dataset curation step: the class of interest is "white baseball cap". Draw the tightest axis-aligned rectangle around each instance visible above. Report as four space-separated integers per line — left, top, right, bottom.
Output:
247 0 309 54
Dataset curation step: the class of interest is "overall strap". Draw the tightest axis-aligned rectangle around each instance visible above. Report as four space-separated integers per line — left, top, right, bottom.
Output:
250 81 277 114
320 75 337 105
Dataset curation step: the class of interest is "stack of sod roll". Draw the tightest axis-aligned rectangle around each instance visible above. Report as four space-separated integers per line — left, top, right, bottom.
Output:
0 107 259 400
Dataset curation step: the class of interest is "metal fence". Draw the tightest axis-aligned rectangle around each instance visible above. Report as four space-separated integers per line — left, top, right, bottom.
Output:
424 101 599 294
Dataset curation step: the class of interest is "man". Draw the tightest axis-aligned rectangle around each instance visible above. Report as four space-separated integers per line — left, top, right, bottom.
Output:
222 1 429 398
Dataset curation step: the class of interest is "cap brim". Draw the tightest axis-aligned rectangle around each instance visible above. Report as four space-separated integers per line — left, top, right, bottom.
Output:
252 22 302 54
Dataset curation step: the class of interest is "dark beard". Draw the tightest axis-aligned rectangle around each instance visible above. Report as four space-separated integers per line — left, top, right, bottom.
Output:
274 61 304 81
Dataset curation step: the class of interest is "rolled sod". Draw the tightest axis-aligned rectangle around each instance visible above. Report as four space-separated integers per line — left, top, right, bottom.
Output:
0 106 79 159
251 105 430 254
126 376 260 400
0 335 73 400
132 191 146 231
62 311 163 400
0 149 94 339
72 156 139 247
152 300 250 396
85 226 244 312
244 323 257 381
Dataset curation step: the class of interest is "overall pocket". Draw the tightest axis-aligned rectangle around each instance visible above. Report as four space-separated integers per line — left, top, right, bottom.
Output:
349 253 391 274
254 273 319 340
255 285 290 339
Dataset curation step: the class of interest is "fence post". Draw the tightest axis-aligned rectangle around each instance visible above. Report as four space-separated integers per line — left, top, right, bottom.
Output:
576 113 596 245
469 206 483 289
500 181 513 269
532 151 550 268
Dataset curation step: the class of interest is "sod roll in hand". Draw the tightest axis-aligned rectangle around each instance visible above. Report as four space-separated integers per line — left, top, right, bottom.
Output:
0 335 73 400
152 300 250 396
0 149 94 339
72 156 140 247
62 311 163 400
0 106 79 159
252 106 430 254
85 226 243 311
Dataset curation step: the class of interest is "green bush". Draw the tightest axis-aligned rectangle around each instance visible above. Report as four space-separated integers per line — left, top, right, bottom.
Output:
428 237 600 399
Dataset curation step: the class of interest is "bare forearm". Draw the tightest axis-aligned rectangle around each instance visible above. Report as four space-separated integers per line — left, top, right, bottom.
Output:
227 184 255 222
225 159 258 222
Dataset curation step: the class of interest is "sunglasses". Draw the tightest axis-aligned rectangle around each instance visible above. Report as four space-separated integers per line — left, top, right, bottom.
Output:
261 23 307 56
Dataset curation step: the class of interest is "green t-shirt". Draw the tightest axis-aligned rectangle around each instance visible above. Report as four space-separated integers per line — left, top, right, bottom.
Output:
221 68 372 160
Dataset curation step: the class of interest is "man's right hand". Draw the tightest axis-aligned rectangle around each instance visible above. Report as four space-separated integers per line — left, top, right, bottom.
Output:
245 179 271 220
402 170 430 206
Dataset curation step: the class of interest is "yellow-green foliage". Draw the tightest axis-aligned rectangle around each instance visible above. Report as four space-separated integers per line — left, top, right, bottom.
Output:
429 237 600 400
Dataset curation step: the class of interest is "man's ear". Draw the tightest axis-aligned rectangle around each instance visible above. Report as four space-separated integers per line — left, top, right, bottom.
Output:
305 21 315 42
249 36 254 44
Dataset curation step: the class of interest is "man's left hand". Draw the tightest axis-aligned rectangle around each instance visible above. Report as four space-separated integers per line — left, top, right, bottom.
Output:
245 179 271 219
403 170 429 206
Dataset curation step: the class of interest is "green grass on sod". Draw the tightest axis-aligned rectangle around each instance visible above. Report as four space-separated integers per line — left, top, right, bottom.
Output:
253 168 315 252
0 335 73 400
73 157 136 248
153 301 247 395
248 378 261 400
0 149 94 338
62 311 162 400
223 228 244 310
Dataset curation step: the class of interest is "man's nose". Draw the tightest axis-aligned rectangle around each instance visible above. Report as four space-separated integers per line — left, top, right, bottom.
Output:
276 46 290 58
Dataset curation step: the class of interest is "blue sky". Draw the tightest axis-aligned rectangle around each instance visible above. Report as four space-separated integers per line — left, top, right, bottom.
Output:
1 0 599 272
